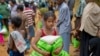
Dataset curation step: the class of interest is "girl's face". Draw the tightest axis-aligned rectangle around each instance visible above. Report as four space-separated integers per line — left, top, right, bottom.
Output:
45 16 55 29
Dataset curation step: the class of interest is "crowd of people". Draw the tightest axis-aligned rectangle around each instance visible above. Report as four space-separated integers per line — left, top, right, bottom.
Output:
0 0 100 56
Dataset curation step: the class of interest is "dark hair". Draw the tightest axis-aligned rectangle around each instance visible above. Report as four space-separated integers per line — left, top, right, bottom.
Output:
11 17 22 28
17 5 24 11
9 0 16 4
44 11 56 21
24 2 29 7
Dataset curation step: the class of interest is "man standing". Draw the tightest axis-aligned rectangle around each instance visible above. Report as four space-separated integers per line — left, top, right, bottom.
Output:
67 0 75 20
56 0 71 52
23 2 35 50
9 0 18 18
0 0 10 31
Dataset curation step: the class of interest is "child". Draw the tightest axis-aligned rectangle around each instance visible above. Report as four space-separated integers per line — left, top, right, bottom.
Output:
8 17 27 56
32 11 62 56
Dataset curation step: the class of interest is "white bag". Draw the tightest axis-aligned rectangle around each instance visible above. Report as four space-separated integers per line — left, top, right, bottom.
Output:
11 31 27 53
0 26 8 34
40 35 60 44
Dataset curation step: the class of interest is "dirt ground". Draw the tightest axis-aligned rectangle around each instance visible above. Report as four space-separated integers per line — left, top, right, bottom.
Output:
0 0 80 56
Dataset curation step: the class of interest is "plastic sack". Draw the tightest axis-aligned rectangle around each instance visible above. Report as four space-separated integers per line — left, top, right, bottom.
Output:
11 31 27 53
51 37 69 56
72 37 80 48
52 37 63 50
30 36 64 56
41 35 60 44
37 39 52 52
0 25 8 34
30 40 52 56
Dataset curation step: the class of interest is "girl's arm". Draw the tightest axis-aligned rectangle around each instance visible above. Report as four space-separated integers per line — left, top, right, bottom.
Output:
54 44 63 55
32 29 50 55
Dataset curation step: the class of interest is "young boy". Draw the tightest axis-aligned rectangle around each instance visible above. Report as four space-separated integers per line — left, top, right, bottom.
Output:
8 17 27 56
56 0 71 52
23 2 35 50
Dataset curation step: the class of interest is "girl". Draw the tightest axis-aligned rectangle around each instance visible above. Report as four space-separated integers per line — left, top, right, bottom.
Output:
8 17 27 56
32 11 62 56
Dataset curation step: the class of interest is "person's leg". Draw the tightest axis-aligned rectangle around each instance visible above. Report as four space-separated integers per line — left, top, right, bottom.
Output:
60 32 70 53
80 31 90 56
28 26 35 39
9 50 14 56
13 51 24 56
89 38 100 56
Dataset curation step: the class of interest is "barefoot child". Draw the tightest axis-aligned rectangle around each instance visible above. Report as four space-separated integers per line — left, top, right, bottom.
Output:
32 11 62 56
8 17 27 56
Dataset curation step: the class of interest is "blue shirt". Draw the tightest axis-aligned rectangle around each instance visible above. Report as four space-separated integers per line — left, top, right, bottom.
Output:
57 2 71 34
68 0 75 16
76 0 86 17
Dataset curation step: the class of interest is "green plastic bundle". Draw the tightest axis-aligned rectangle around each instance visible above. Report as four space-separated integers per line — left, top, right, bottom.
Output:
37 40 52 52
30 40 52 56
30 36 69 56
72 37 80 48
52 37 69 56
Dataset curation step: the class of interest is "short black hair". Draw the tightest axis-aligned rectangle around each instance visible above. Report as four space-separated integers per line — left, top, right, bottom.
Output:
9 0 16 4
11 17 22 28
44 11 56 21
17 5 24 11
24 2 29 7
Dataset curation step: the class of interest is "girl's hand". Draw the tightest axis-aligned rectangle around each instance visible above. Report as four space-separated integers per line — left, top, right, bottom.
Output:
54 47 61 55
42 52 50 56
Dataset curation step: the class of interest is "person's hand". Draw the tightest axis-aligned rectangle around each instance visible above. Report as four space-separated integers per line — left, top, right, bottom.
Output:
71 30 78 36
42 52 50 56
54 47 61 55
97 30 100 37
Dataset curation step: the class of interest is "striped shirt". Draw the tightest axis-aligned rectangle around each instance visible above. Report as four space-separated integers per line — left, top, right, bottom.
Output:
23 8 35 28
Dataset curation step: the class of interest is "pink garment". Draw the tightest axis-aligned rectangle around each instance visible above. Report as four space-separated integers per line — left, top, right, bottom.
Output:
0 34 4 45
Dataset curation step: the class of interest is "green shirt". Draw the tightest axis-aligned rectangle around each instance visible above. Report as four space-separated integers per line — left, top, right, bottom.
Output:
0 2 10 19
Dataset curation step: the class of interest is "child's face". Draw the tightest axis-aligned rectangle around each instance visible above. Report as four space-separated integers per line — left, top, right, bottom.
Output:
11 23 14 29
45 16 55 29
